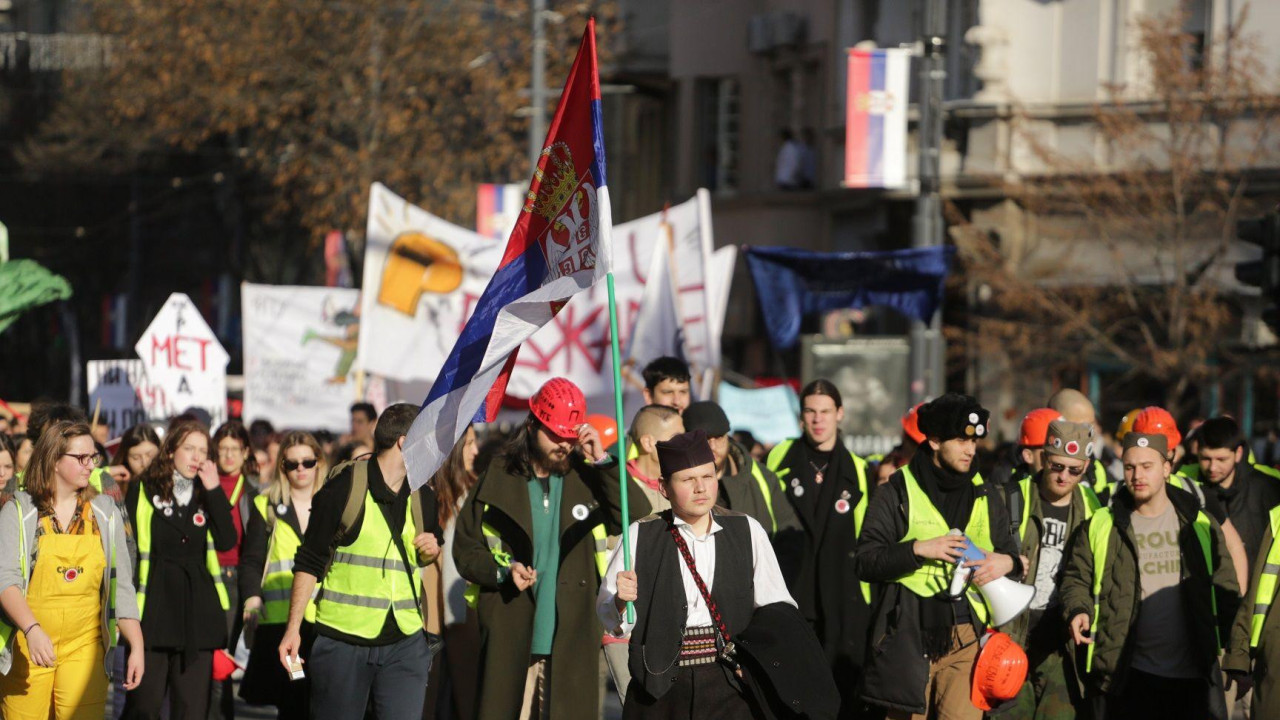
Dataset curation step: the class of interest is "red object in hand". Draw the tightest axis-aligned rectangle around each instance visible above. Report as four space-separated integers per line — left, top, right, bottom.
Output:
212 649 241 681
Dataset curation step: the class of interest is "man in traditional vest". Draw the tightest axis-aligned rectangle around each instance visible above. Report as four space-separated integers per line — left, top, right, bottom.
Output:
1006 420 1101 720
279 403 441 720
857 392 1023 720
597 429 799 718
765 379 873 718
1060 431 1239 719
452 377 652 720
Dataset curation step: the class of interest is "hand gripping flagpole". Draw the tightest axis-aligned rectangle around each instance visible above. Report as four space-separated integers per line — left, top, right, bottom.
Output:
606 270 634 623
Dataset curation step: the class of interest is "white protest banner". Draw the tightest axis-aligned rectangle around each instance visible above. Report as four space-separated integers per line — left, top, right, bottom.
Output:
356 183 504 382
357 186 731 415
623 190 730 399
506 193 726 405
86 359 165 438
135 293 230 426
242 283 360 432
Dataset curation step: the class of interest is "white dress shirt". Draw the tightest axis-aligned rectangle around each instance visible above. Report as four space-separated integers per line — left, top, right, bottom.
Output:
597 512 796 637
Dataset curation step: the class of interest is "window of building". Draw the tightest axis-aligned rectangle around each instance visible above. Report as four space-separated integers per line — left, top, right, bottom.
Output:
696 77 740 194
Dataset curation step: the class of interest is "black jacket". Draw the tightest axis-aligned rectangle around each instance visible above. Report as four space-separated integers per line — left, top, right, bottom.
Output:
737 602 841 720
854 454 1022 715
126 479 237 652
771 436 872 662
1202 463 1280 568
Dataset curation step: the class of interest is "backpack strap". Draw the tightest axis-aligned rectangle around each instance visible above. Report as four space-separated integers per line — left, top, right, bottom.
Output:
338 460 369 537
410 488 425 538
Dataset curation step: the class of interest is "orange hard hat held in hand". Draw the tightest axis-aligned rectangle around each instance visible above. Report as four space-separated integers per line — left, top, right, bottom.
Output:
970 629 1028 711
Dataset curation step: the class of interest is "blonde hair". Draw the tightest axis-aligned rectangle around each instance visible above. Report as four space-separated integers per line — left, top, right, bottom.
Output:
269 431 328 506
25 421 99 513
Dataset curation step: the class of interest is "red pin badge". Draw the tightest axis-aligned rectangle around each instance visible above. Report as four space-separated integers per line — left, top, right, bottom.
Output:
63 567 80 582
193 511 207 528
835 498 851 514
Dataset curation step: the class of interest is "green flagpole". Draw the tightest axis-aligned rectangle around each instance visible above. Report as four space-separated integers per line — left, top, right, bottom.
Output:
605 270 634 623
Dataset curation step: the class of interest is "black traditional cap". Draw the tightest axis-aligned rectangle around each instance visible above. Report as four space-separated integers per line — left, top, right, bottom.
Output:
657 429 716 479
916 392 990 441
683 401 730 437
1122 432 1169 458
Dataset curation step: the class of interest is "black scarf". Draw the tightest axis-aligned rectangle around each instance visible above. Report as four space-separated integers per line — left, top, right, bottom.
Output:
908 450 980 657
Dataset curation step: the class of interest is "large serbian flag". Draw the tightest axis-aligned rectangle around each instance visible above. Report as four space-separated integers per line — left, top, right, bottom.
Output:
404 19 612 489
844 48 910 189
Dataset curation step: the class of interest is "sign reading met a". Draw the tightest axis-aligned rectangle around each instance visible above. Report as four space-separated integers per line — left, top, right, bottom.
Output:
134 292 230 426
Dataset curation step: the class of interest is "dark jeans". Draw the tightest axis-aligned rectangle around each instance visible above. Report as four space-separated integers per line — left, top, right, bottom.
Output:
122 649 214 720
310 631 432 720
1104 668 1209 720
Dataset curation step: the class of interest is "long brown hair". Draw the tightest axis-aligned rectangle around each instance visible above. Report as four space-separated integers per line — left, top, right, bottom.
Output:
141 420 210 503
435 425 478 526
25 421 98 514
269 431 328 506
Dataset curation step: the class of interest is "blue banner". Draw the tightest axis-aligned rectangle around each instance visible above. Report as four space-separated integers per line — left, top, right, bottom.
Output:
744 246 955 350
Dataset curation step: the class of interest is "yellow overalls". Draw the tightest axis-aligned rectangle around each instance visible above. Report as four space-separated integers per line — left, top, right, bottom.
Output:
0 504 108 720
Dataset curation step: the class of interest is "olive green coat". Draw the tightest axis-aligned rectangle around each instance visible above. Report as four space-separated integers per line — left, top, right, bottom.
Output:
452 456 651 720
1059 487 1238 717
1225 524 1280 720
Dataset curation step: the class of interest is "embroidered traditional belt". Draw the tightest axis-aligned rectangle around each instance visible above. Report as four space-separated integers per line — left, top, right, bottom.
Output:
678 625 719 667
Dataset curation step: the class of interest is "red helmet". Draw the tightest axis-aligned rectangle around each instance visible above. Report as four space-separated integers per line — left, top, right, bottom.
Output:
902 403 926 444
1133 406 1181 449
970 630 1028 711
1019 408 1062 448
530 378 587 440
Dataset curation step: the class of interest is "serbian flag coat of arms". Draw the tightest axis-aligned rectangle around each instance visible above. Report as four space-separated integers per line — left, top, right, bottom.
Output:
405 19 613 488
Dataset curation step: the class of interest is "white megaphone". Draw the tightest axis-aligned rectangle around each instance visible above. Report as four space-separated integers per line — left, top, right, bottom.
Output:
946 529 1035 627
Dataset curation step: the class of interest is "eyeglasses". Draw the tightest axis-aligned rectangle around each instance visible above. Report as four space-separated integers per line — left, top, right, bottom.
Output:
1047 461 1087 477
217 447 246 457
62 453 102 468
283 458 319 472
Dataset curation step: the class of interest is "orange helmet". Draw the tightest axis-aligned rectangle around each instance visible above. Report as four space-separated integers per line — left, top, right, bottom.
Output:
1018 408 1061 448
1116 409 1142 441
970 630 1028 711
529 378 587 440
1133 406 1181 450
902 403 926 444
585 414 618 445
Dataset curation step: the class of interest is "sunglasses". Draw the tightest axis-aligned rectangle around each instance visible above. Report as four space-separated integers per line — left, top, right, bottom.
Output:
283 458 319 472
1047 461 1087 478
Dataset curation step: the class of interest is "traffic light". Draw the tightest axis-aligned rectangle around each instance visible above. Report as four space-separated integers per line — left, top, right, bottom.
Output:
1236 212 1280 334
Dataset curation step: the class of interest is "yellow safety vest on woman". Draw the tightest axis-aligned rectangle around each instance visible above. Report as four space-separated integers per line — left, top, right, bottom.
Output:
253 495 317 625
133 491 229 616
314 491 422 639
896 466 995 625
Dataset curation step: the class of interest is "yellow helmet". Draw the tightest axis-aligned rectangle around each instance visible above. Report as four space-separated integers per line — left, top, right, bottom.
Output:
1116 409 1142 440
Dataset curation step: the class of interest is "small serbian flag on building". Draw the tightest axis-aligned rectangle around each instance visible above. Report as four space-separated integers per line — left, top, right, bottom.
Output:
475 183 524 241
844 48 910 189
404 18 613 489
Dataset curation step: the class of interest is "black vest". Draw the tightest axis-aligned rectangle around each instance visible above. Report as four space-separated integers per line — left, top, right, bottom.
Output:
627 509 755 700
